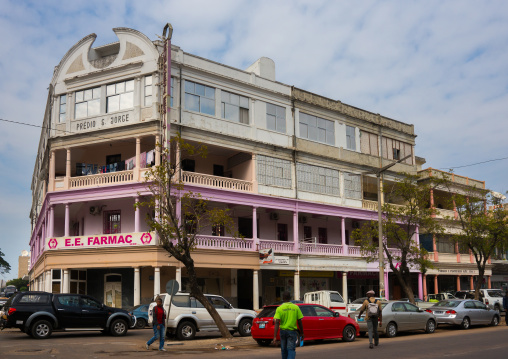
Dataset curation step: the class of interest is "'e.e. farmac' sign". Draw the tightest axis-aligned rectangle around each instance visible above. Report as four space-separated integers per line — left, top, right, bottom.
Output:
46 232 154 250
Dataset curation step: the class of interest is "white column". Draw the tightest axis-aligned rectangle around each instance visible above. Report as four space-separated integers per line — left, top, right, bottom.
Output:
45 271 52 292
62 269 69 293
64 203 70 236
294 271 300 301
342 217 348 255
176 267 182 289
155 135 160 166
154 267 161 296
134 137 141 181
49 205 55 237
293 211 299 253
252 207 258 250
253 270 259 311
342 272 348 304
134 196 140 232
48 150 55 191
134 267 140 306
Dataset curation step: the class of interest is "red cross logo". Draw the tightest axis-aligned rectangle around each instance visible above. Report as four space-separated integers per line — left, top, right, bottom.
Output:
48 238 58 249
140 233 152 244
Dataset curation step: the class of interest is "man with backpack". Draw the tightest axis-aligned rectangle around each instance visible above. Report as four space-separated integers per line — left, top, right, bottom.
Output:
357 290 382 349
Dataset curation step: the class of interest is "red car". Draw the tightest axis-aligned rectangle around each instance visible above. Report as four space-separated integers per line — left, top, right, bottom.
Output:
252 303 360 346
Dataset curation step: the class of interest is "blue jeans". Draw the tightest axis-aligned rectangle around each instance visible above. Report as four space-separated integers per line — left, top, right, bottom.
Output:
280 329 298 359
147 324 165 350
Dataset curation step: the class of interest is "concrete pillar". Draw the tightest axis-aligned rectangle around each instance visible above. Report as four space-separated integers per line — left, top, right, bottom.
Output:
456 275 461 291
293 211 299 253
65 148 71 189
253 270 259 311
231 269 238 302
433 234 439 261
64 203 70 236
134 196 140 232
45 271 52 293
434 275 439 294
49 150 55 191
252 153 258 193
134 267 140 306
294 270 300 301
470 276 474 290
175 139 181 182
487 276 491 289
456 242 461 262
62 269 69 293
49 205 54 238
176 267 182 289
342 272 348 304
134 137 141 181
155 135 160 166
384 271 389 300
418 273 423 300
423 274 427 299
154 267 161 296
341 217 348 255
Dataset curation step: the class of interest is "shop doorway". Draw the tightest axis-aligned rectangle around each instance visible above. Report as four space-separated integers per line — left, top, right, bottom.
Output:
104 274 122 308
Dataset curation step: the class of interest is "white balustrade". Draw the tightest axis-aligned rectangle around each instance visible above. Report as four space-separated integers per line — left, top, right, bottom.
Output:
300 243 343 255
69 170 134 188
182 171 252 192
259 240 295 253
348 246 361 256
195 236 253 251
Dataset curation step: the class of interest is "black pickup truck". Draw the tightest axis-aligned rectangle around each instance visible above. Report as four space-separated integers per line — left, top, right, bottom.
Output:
0 291 135 339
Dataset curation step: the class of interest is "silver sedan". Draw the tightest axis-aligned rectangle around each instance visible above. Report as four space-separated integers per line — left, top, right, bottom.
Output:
427 299 501 329
349 301 437 338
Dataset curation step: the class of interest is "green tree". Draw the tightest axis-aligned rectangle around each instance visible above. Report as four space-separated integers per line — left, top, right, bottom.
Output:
136 136 239 339
6 278 29 290
352 173 443 304
0 249 10 274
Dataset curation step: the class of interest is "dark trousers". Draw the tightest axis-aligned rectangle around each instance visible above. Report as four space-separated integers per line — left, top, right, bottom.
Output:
367 316 379 344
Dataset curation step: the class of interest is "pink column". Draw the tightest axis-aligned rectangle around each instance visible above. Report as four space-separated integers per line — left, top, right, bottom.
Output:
434 275 439 294
64 204 70 236
134 196 140 232
470 276 474 290
433 234 439 261
418 273 423 300
252 207 258 250
456 276 461 291
487 276 491 289
423 274 427 299
384 271 389 300
293 211 299 253
341 217 348 255
49 205 55 238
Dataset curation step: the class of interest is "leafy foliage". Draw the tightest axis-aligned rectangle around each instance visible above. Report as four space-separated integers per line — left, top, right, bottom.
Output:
6 278 29 290
0 249 11 274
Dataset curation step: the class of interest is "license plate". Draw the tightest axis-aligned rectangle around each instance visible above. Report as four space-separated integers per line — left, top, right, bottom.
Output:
259 323 265 329
434 311 443 314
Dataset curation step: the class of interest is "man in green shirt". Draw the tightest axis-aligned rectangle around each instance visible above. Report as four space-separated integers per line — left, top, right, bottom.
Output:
273 292 304 359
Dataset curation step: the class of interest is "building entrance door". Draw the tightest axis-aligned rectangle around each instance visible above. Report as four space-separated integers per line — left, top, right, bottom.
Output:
104 274 122 308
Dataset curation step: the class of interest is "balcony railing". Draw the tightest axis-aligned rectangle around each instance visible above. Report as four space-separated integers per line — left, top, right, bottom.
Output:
362 200 406 212
300 242 343 255
68 170 134 189
182 171 253 192
435 208 456 219
259 239 295 253
195 235 254 251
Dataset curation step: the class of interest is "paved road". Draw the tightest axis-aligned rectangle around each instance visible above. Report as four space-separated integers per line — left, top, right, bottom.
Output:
1 324 508 358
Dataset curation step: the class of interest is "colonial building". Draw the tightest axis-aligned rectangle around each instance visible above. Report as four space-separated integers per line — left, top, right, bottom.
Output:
29 27 422 309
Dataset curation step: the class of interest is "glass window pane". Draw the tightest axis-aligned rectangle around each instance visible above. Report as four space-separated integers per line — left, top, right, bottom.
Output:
319 128 326 142
116 82 125 93
70 270 78 280
75 91 83 102
185 80 194 94
326 119 334 131
93 87 101 99
185 93 200 112
276 106 285 119
300 123 308 138
145 76 152 86
276 117 286 133
309 126 318 141
224 103 239 122
318 118 326 129
60 104 66 113
60 95 66 104
267 114 276 131
240 108 249 124
230 94 239 106
308 115 317 127
75 102 87 118
84 89 93 101
108 95 120 113
107 84 116 96
59 113 66 122
201 97 215 115
221 91 230 103
79 270 86 280
299 112 308 124
125 80 134 92
327 132 335 145
145 85 152 96
205 86 215 99
119 92 133 109
88 98 100 116
221 103 225 118
240 96 249 108
195 83 205 96
267 103 276 116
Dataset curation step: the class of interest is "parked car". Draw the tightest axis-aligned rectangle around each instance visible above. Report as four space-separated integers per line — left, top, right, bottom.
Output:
349 301 437 338
0 291 135 339
479 289 504 311
128 304 150 328
304 290 347 316
455 291 475 299
149 293 256 340
427 299 501 329
252 303 360 346
347 297 383 313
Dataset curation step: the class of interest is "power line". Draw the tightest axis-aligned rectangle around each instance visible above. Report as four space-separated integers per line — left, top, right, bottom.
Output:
439 156 508 170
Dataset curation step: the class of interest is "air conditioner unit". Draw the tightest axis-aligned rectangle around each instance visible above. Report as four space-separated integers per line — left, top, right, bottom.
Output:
299 216 308 224
352 221 360 229
89 206 101 215
269 212 279 221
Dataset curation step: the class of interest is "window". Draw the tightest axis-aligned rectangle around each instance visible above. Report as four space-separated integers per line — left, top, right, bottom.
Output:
299 112 334 145
392 302 405 312
172 295 191 307
70 270 86 294
300 306 316 317
107 80 134 113
297 163 340 196
313 306 334 317
59 95 67 123
190 297 205 308
52 269 61 294
346 125 356 150
184 80 215 115
19 294 50 304
182 159 195 172
393 148 401 160
81 297 102 309
222 91 249 124
170 77 174 107
257 155 292 188
437 237 455 253
75 87 101 119
103 210 121 234
213 165 224 177
330 292 344 303
208 296 230 309
381 137 413 164
212 224 225 237
145 75 153 106
277 223 288 241
318 228 328 244
403 303 419 312
343 172 361 199
304 226 312 240
266 103 285 133
57 295 80 307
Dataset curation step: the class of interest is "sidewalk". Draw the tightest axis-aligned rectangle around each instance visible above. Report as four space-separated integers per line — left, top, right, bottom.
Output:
139 332 259 351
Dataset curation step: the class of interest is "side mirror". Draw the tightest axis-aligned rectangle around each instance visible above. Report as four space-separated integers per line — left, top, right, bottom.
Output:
334 312 340 317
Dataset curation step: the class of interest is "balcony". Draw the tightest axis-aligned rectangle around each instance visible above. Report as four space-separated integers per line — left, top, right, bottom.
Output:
182 171 253 192
69 170 134 189
195 235 254 251
362 200 406 212
435 208 456 219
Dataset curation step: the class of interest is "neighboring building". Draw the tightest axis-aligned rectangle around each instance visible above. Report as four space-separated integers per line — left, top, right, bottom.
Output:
18 250 30 279
28 27 421 309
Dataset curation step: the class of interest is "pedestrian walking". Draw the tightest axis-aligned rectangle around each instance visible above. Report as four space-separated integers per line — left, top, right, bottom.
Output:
146 297 167 351
503 291 508 326
272 292 304 359
357 290 382 349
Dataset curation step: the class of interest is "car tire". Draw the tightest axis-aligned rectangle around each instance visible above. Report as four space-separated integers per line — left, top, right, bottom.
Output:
176 321 196 340
385 322 397 338
256 339 272 347
135 318 147 329
31 319 53 339
460 317 470 330
491 315 499 326
238 318 252 337
342 325 356 342
110 318 128 336
425 319 436 334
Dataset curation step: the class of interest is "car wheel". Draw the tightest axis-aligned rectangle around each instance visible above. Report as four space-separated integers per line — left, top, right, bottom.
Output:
256 339 272 347
386 322 397 338
135 318 147 329
238 318 252 337
176 321 196 340
461 317 470 330
425 319 436 333
491 315 499 326
342 325 356 342
31 320 53 339
110 319 128 336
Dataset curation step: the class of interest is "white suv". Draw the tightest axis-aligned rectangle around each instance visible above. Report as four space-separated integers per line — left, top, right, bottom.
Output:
149 293 256 340
480 289 504 311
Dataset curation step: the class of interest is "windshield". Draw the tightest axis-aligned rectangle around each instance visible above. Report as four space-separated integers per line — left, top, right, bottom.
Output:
352 297 366 304
433 300 460 308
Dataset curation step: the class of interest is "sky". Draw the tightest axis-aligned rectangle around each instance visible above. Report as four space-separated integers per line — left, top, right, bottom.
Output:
0 0 507 280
